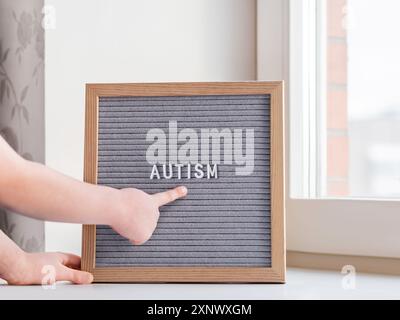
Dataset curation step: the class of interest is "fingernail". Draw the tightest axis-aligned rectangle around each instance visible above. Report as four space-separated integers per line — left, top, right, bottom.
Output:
178 186 188 196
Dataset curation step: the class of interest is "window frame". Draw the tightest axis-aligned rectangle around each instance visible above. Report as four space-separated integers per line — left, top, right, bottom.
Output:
257 0 400 258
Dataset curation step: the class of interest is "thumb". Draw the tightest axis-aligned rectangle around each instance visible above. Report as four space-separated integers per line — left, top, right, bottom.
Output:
59 266 94 284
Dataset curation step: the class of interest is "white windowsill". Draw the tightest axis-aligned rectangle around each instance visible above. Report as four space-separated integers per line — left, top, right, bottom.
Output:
1 268 399 300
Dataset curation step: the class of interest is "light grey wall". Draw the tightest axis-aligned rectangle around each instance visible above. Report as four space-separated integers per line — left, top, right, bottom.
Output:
0 0 45 252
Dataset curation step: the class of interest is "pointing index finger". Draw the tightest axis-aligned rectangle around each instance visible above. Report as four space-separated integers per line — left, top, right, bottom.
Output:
152 186 188 207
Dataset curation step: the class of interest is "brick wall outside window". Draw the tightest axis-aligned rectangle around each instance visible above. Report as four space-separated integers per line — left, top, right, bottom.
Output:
326 0 349 196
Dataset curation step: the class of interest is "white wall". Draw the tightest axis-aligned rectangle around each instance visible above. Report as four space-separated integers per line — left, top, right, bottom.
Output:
45 0 256 254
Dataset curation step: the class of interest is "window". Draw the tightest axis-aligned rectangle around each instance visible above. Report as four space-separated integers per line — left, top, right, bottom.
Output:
324 0 400 199
304 0 400 199
258 0 400 258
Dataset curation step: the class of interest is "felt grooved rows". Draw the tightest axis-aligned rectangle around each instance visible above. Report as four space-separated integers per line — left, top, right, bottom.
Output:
96 94 271 267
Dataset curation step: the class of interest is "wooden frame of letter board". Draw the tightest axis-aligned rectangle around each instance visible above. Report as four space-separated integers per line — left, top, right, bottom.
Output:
82 81 285 283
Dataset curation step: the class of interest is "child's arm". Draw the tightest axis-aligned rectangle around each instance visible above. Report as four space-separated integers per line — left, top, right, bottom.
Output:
0 136 187 284
0 136 186 244
0 229 93 285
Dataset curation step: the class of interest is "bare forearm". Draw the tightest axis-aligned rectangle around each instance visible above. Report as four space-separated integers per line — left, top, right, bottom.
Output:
4 160 117 225
0 138 117 225
0 136 186 246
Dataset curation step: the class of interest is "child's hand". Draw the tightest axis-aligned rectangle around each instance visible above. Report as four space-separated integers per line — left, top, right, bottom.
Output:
0 137 188 285
0 186 187 286
111 186 188 245
4 251 93 285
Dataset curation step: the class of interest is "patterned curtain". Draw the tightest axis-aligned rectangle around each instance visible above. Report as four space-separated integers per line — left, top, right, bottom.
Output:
0 0 45 252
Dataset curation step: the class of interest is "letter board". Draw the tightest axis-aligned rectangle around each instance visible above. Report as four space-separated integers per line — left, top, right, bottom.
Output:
82 82 285 283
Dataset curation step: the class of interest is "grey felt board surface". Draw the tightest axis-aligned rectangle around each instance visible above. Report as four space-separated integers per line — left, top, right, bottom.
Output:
96 94 271 267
